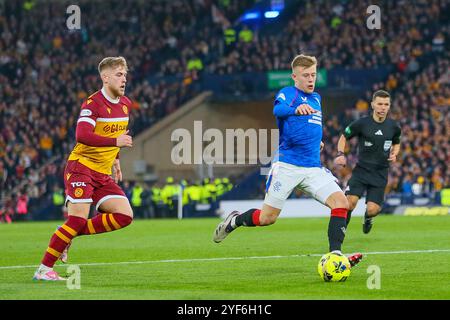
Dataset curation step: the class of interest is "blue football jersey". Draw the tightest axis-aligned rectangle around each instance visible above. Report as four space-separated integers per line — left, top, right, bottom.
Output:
273 86 322 167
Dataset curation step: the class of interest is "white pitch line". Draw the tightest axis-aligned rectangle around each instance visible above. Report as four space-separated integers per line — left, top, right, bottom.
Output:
1 249 450 270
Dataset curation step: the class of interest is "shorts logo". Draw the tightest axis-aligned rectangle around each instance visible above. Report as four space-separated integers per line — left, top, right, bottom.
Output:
273 181 282 192
384 140 392 151
71 182 87 187
74 188 84 198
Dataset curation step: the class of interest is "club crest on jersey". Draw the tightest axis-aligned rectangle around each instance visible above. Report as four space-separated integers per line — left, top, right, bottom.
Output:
384 140 392 151
122 105 128 115
74 188 84 198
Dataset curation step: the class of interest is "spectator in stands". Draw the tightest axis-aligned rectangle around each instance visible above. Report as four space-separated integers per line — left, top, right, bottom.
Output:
15 190 29 221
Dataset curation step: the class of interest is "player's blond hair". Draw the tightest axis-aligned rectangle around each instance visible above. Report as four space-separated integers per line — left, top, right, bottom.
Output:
98 56 128 74
291 54 317 70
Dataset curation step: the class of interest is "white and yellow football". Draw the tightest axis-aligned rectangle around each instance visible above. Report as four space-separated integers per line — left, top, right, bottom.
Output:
318 252 351 282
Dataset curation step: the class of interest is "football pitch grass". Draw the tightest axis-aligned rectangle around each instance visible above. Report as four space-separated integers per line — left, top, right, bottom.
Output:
1 215 449 300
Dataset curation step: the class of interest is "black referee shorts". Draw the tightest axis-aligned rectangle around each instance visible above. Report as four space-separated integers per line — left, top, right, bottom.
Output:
345 165 387 206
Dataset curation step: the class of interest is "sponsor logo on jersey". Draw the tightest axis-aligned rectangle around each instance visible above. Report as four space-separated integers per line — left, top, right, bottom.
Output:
80 109 92 117
103 124 127 134
384 140 392 151
74 188 84 198
375 130 383 135
364 141 373 147
71 182 87 188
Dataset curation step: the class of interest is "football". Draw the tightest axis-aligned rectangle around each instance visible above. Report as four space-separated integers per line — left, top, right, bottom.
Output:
318 252 351 282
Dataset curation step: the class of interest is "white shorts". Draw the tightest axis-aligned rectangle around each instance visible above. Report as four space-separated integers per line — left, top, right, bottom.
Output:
264 161 343 209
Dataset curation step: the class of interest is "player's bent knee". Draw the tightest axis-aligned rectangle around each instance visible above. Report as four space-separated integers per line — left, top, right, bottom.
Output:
366 203 381 216
327 192 349 210
348 200 358 211
259 214 277 226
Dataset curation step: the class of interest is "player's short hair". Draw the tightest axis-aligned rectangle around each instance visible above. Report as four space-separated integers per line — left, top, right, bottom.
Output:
291 54 317 70
98 56 128 74
372 90 391 101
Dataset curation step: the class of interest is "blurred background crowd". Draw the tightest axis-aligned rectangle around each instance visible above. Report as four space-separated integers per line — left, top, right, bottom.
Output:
0 0 449 222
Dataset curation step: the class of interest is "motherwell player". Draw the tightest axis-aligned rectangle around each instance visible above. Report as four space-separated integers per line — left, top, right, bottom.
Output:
334 90 401 234
33 57 134 281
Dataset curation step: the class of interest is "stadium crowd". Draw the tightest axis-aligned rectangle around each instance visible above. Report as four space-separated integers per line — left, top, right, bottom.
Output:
0 0 449 221
0 0 253 220
320 54 450 205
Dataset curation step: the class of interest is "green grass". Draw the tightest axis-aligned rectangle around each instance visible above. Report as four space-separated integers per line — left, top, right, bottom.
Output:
0 215 449 300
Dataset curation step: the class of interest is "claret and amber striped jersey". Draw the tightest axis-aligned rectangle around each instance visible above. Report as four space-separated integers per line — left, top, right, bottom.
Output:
68 88 131 174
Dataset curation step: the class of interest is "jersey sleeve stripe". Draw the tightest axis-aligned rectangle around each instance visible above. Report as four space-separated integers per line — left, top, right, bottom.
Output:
96 117 129 122
78 117 96 126
288 90 299 108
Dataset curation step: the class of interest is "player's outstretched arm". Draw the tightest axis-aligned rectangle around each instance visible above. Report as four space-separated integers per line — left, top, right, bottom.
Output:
76 121 117 147
112 159 123 183
295 104 317 115
116 130 133 148
273 100 296 118
388 143 400 162
334 134 347 167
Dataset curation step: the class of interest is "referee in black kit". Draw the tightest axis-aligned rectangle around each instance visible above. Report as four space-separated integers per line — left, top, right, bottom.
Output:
334 90 401 234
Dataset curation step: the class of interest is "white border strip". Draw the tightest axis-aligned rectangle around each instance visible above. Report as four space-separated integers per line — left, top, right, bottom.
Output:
95 195 128 211
65 195 93 204
2 249 449 270
77 117 96 126
96 117 129 122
